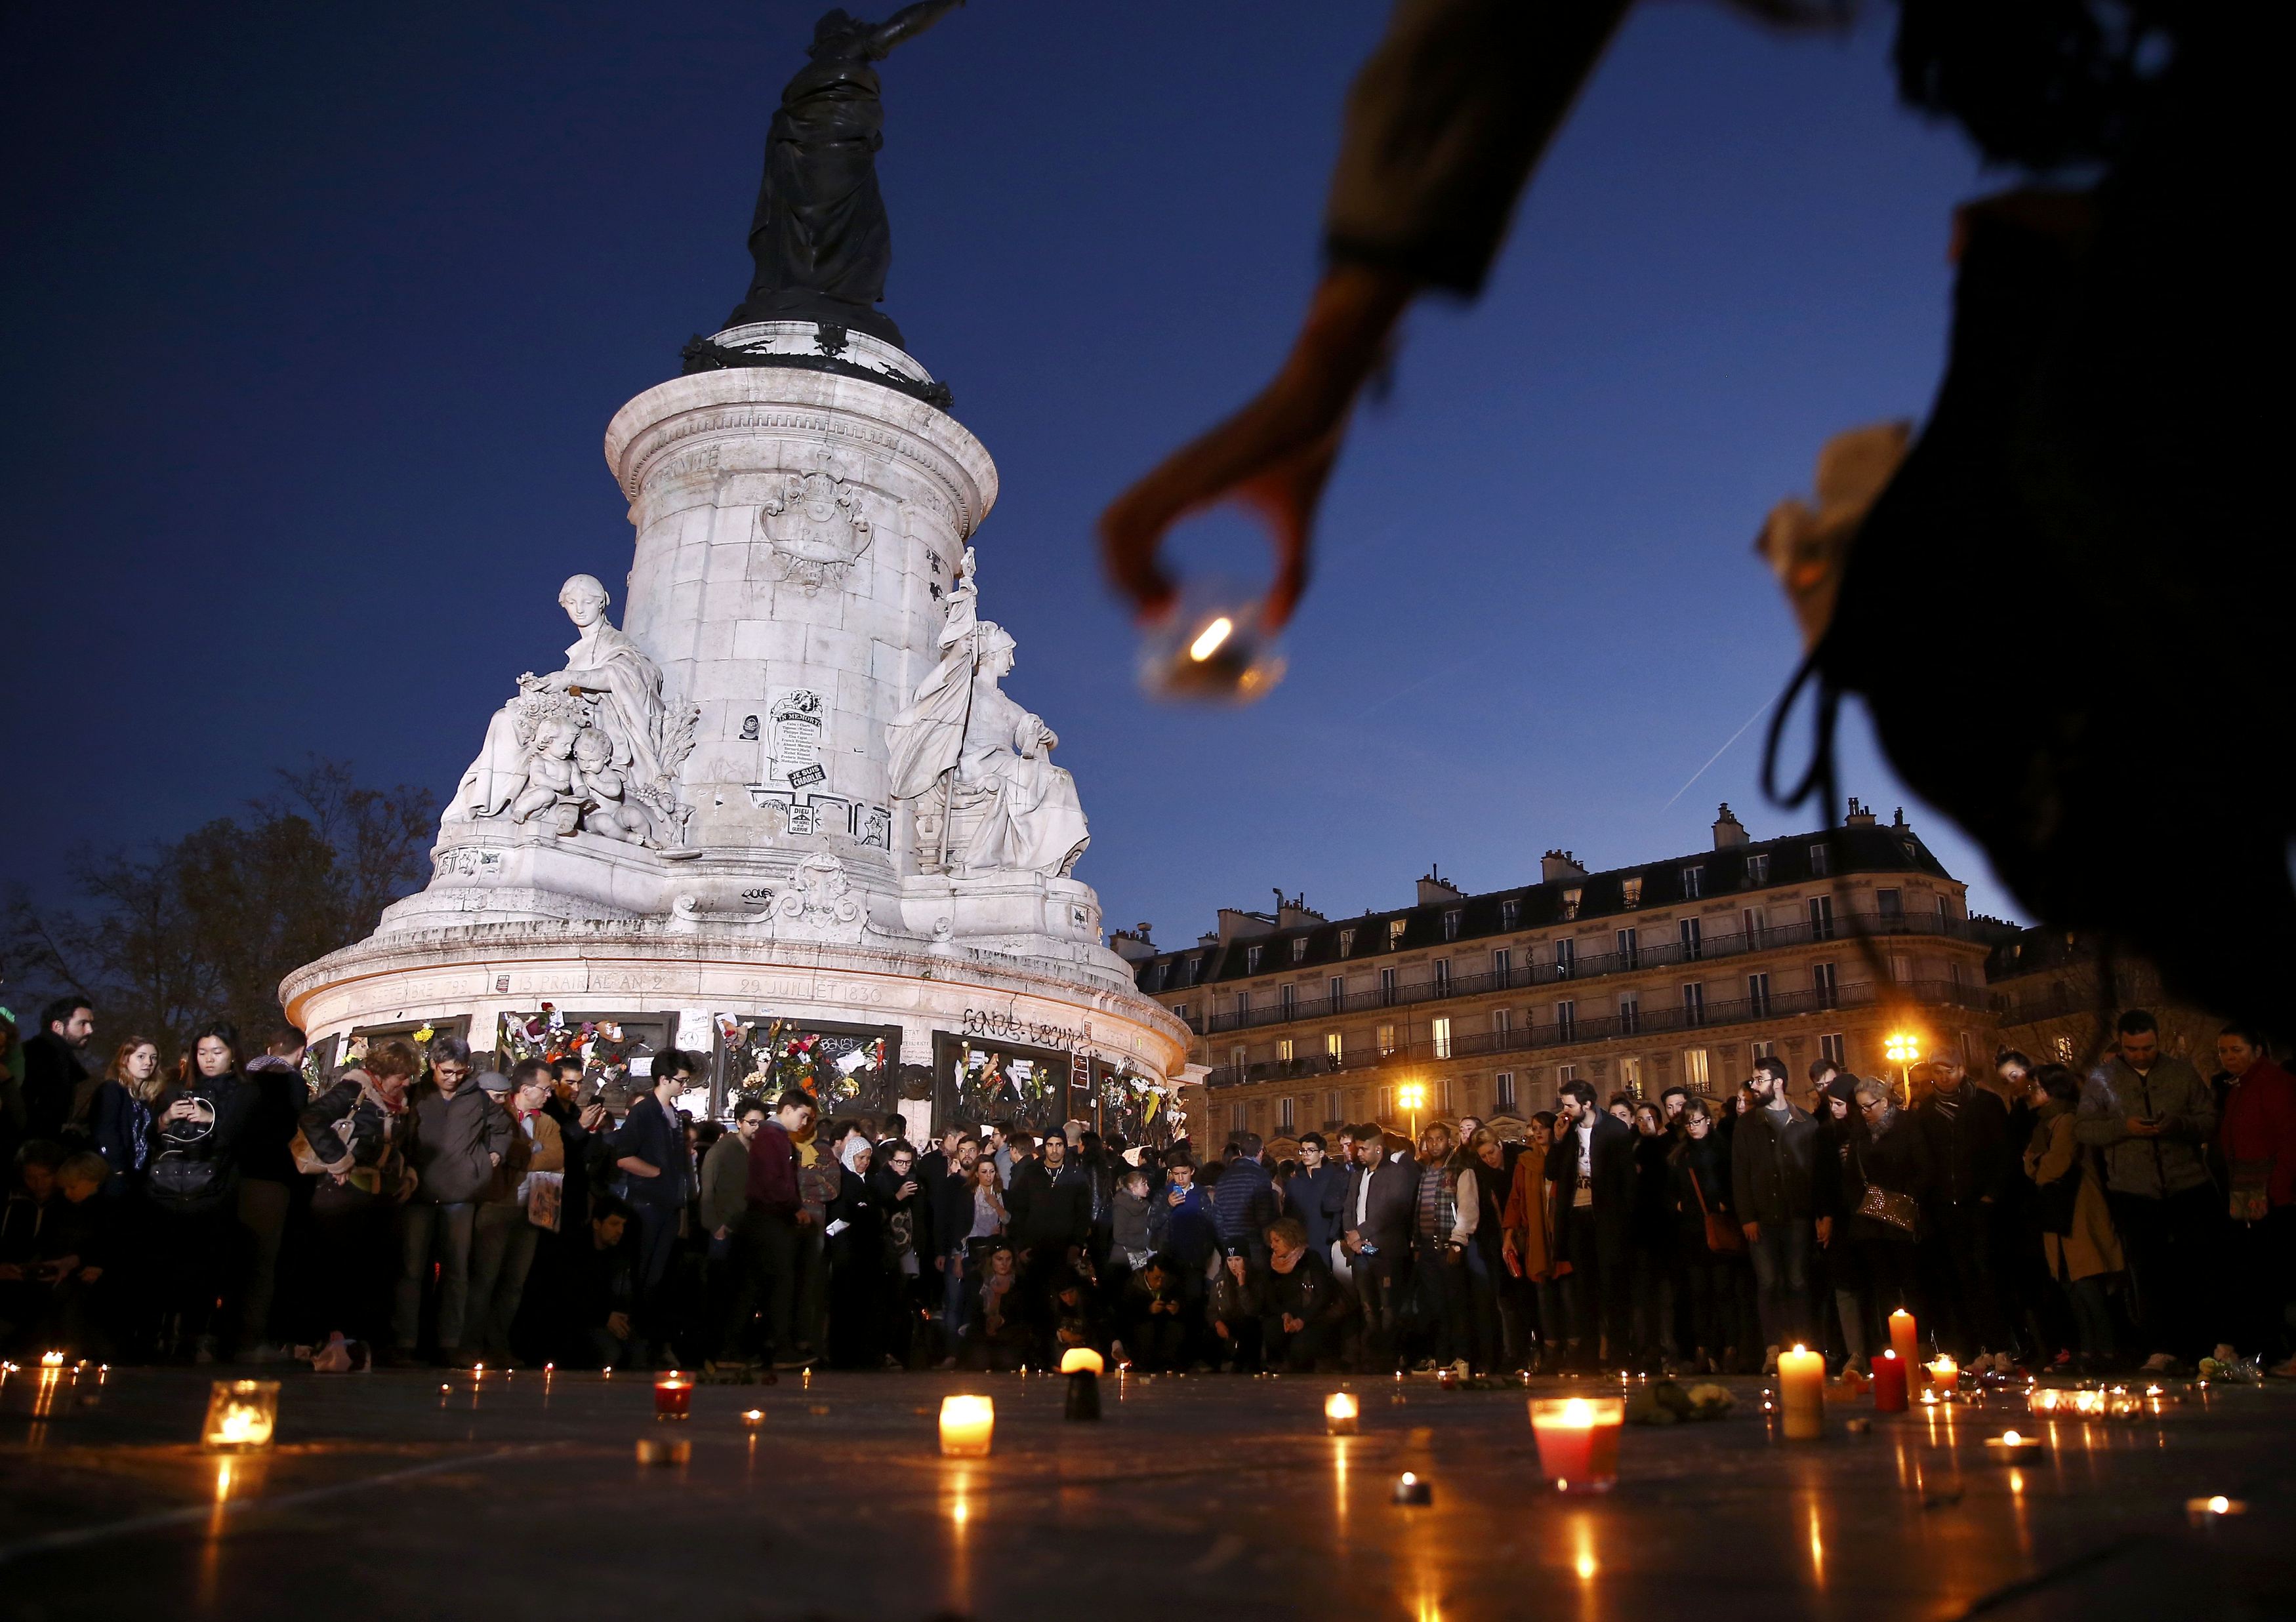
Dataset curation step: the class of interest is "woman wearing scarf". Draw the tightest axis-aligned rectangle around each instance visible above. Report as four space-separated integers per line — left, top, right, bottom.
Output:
298 1038 420 1369
824 1131 887 1368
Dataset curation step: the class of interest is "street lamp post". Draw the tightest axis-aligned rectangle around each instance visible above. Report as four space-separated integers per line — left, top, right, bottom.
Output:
1883 1031 1921 1104
1396 1080 1426 1140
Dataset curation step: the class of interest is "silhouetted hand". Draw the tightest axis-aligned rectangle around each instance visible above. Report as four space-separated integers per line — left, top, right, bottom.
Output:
1099 265 1414 634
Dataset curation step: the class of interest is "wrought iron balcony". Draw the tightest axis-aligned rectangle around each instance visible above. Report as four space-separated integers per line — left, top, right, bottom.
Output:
1197 976 1990 1089
1186 908 1979 1036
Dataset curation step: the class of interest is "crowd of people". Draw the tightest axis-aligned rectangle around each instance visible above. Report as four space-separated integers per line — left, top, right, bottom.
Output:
2 995 2291 1383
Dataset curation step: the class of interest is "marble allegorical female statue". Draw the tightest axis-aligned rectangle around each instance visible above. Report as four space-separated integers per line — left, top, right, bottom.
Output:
886 550 1090 878
447 574 682 830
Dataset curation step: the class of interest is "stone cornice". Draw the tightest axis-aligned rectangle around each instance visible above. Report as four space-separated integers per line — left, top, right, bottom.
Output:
279 916 1189 1055
604 370 997 537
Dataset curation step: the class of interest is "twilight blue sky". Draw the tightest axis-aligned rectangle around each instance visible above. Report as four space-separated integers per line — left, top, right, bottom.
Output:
2 0 2024 946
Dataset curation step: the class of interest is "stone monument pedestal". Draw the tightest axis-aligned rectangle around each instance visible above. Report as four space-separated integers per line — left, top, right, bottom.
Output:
283 323 1188 1137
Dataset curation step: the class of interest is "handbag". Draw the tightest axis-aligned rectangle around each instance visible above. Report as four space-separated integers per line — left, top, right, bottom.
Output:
1853 1141 1919 1236
2230 1159 2272 1225
1687 1166 1744 1254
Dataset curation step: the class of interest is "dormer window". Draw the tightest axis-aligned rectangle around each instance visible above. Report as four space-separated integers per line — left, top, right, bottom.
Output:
1745 853 1771 885
1561 887 1582 922
1291 937 1307 963
1387 919 1407 948
1339 928 1356 956
1245 944 1263 973
1499 899 1520 929
1681 865 1704 899
1622 878 1643 908
1442 909 1462 941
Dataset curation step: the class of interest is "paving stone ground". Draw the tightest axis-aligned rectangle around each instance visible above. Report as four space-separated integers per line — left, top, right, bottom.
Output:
1 1366 2288 1621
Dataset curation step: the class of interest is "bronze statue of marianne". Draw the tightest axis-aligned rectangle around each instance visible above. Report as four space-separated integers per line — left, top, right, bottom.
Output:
725 1 965 350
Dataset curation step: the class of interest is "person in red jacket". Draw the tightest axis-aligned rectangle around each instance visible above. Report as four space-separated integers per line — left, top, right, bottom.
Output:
2215 1026 2296 1373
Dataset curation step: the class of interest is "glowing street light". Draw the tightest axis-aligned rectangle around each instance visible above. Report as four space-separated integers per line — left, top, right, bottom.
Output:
1884 1031 1921 1101
1396 1080 1427 1137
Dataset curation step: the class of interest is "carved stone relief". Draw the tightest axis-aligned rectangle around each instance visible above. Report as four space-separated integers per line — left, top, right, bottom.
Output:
759 470 872 592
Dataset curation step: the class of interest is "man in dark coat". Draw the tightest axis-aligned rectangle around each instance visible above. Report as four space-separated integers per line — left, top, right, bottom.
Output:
1915 1056 2015 1362
21 997 94 1144
1546 1078 1636 1369
1342 1121 1418 1372
1732 1055 1821 1365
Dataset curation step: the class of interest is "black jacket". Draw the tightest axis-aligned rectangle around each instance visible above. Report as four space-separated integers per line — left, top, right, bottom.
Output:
1343 1152 1420 1257
868 1161 932 1266
146 1073 255 1213
405 1079 515 1206
1288 1161 1350 1257
1006 1158 1092 1253
20 1032 89 1143
1545 1111 1636 1255
1731 1102 1820 1225
1914 1085 2013 1212
1848 1111 1935 1246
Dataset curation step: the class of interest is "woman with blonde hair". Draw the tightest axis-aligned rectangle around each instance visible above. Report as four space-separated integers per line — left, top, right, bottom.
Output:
87 1036 167 1195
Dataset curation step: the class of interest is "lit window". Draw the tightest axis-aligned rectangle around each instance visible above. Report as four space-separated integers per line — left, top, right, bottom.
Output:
1622 877 1643 908
1339 928 1356 956
1376 1023 1397 1055
1432 1017 1453 1059
1561 887 1582 921
1387 918 1408 948
1324 1030 1343 1063
1682 1048 1710 1089
1620 1056 1643 1094
1278 1038 1295 1063
1681 865 1704 899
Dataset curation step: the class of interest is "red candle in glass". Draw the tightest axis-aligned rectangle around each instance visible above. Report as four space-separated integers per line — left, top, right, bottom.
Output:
1872 1351 1908 1413
653 1373 693 1420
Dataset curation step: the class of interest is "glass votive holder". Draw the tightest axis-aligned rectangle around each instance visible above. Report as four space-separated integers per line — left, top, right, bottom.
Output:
1136 578 1286 705
1529 1396 1625 1493
939 1394 995 1457
1324 1392 1359 1436
201 1380 281 1452
653 1373 693 1421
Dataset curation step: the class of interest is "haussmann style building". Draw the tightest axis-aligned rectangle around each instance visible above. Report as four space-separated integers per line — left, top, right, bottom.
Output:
1116 803 2006 1153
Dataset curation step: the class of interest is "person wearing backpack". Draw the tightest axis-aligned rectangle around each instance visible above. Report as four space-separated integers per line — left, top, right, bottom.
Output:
146 1021 255 1363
